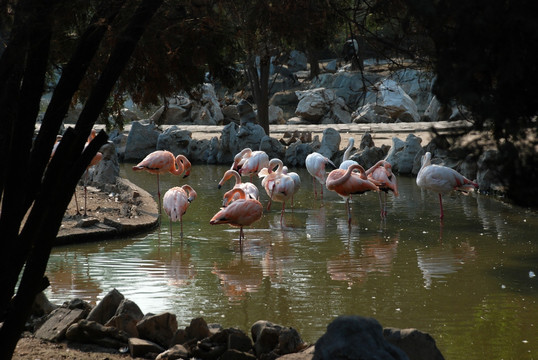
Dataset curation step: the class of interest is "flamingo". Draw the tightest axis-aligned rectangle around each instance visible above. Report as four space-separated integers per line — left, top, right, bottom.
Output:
305 152 335 199
326 164 379 225
210 188 263 245
75 129 103 216
132 150 191 215
339 137 359 170
232 148 269 180
366 160 399 218
282 166 301 207
416 152 478 219
258 158 295 225
163 184 197 238
218 169 259 206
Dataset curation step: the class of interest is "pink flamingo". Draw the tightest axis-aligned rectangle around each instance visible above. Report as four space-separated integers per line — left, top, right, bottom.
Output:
282 166 301 207
232 148 269 179
305 152 335 199
258 158 295 225
339 137 359 170
132 150 191 215
210 188 263 245
416 152 478 219
326 164 379 225
366 160 399 218
75 129 103 216
218 169 259 206
163 184 197 238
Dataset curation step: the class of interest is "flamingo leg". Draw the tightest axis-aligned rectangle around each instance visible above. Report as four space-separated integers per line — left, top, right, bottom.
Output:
169 218 173 240
74 190 81 215
156 174 162 216
312 177 318 199
280 202 286 225
346 197 352 226
378 192 384 218
320 182 324 199
438 193 444 219
180 218 184 239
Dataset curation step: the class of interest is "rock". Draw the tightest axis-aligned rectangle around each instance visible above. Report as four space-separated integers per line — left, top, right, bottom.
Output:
86 288 124 325
220 349 257 360
250 320 305 359
185 317 211 341
313 315 409 360
355 79 420 123
35 304 89 342
277 346 315 360
156 126 192 156
270 90 299 107
360 132 375 150
269 104 286 124
476 150 506 194
260 135 286 160
89 142 119 184
388 68 434 115
129 337 165 358
287 50 308 72
31 291 57 318
236 122 267 153
104 298 144 338
317 128 341 160
188 138 211 163
137 312 178 348
65 319 129 349
124 121 160 162
383 327 445 360
156 344 190 360
385 134 423 175
295 88 337 123
238 99 257 125
311 72 378 107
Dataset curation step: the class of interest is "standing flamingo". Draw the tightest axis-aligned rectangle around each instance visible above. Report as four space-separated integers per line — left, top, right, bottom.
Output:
163 184 197 238
258 158 295 225
232 148 269 180
366 160 399 218
132 150 191 215
282 166 301 207
326 164 379 225
416 152 478 219
218 169 259 206
75 129 103 216
339 137 359 170
305 152 335 199
210 188 263 246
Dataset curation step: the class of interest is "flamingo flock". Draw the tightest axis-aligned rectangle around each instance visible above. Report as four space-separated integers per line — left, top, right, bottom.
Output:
131 146 479 245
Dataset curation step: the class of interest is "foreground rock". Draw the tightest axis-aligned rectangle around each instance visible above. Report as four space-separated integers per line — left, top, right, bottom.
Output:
25 289 444 360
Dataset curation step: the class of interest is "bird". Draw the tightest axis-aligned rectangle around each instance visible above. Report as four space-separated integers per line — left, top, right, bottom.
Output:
210 187 263 246
339 137 359 170
218 169 259 206
416 151 478 219
366 160 399 218
132 150 191 215
76 129 103 216
258 158 295 225
305 152 335 199
282 166 301 207
231 148 269 179
163 184 197 238
326 164 379 225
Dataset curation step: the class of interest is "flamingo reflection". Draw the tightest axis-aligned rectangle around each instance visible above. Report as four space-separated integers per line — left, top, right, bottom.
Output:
212 256 263 302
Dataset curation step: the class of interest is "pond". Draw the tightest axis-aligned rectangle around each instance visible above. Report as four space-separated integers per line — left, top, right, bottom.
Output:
45 164 538 360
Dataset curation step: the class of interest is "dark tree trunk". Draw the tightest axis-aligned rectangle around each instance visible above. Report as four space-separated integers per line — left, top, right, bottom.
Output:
246 54 271 136
0 0 163 358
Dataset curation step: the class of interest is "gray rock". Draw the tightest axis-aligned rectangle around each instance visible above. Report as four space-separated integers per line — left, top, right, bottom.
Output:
260 135 286 160
156 344 190 360
35 305 89 342
317 128 341 160
86 288 124 325
124 121 160 162
156 126 192 156
385 134 423 175
129 337 165 358
383 327 445 360
89 142 119 184
313 315 409 360
137 312 178 348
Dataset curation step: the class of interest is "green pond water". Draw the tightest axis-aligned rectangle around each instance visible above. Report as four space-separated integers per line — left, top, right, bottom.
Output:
45 164 538 359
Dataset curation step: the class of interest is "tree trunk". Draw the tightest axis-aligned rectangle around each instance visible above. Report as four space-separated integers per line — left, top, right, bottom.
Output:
0 0 163 358
246 54 271 136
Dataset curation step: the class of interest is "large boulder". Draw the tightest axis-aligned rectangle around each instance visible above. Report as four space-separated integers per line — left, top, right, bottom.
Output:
156 126 192 156
385 134 423 175
89 141 119 184
313 316 409 360
354 79 420 123
124 121 160 162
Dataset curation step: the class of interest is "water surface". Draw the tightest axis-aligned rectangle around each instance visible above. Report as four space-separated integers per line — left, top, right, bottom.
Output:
46 164 538 359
